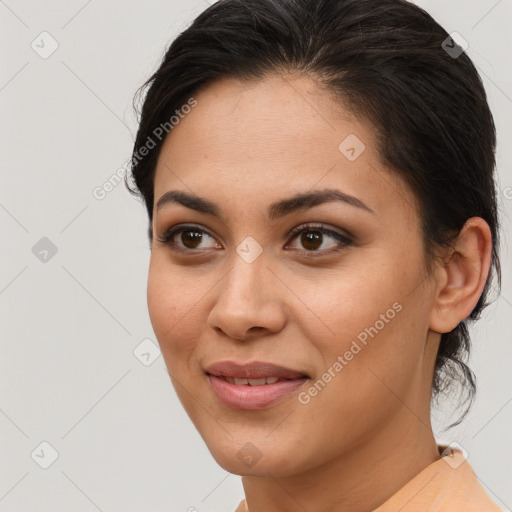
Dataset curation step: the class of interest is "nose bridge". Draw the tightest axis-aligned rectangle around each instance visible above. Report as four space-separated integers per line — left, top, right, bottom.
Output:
214 213 272 300
207 238 285 339
224 237 269 304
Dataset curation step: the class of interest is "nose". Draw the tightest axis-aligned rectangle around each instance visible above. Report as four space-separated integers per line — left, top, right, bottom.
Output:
206 249 287 342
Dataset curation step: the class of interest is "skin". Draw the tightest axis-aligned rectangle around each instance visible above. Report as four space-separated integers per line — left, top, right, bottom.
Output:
146 73 492 512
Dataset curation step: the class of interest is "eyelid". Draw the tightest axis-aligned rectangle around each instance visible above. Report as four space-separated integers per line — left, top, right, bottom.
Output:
284 222 353 257
156 223 221 252
286 222 352 243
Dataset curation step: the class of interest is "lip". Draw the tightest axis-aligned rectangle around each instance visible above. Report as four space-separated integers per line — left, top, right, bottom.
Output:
204 360 309 380
205 360 309 410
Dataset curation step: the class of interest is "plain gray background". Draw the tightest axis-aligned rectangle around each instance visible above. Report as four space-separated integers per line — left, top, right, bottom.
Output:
1 1 511 511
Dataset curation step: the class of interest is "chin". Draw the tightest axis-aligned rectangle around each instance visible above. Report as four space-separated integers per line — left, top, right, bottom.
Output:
205 437 303 477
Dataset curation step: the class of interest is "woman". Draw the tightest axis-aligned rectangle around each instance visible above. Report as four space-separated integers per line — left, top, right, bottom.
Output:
126 0 503 510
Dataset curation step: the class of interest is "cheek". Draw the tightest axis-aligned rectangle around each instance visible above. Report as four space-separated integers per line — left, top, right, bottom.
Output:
297 254 429 393
292 299 425 455
290 262 399 343
146 255 202 366
147 260 175 341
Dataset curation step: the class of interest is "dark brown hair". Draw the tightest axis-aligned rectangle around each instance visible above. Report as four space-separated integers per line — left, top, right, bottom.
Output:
126 0 501 427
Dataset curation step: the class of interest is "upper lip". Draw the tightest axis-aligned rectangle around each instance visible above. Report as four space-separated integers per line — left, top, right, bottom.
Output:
205 360 309 380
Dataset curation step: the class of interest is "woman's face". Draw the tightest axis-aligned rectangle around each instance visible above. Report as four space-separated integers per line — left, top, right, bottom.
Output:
147 74 440 477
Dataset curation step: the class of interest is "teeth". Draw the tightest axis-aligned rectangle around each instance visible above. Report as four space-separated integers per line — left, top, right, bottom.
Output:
247 378 266 386
226 376 281 385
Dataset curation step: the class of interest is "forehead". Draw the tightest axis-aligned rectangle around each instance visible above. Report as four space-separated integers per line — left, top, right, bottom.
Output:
153 74 414 221
159 74 360 166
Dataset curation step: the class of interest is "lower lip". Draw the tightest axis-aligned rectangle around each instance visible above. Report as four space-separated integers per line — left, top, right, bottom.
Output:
207 374 308 409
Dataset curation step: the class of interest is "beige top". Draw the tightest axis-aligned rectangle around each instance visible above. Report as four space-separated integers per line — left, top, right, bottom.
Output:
234 445 503 512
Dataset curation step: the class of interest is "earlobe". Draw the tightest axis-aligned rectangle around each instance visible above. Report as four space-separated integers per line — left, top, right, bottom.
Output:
429 217 492 334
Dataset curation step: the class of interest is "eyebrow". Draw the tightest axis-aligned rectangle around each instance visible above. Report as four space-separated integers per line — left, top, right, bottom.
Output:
155 188 375 221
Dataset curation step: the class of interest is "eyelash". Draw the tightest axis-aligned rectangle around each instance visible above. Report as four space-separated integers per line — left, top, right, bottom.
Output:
156 222 353 258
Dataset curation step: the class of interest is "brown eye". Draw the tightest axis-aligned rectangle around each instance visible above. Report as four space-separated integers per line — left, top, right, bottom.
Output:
286 223 352 256
180 230 206 249
156 225 221 252
300 230 323 251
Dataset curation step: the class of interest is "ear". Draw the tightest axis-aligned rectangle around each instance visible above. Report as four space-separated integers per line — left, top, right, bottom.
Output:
429 217 493 334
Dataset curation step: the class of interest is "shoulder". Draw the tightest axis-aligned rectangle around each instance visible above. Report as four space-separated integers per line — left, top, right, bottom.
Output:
234 498 248 512
375 446 503 511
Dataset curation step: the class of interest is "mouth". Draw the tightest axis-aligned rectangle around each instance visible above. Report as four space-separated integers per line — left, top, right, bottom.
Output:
204 360 310 409
204 360 310 380
211 375 292 386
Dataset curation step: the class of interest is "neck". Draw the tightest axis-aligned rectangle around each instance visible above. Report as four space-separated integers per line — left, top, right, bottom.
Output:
240 410 441 512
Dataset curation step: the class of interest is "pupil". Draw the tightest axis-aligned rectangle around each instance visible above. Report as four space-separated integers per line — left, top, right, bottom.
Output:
182 231 203 248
